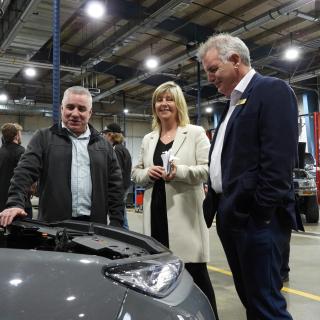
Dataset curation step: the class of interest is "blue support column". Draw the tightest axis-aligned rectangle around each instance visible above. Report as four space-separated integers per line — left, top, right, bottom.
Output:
52 0 60 124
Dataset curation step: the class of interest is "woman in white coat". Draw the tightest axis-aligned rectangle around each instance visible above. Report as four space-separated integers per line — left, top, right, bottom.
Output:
132 81 218 319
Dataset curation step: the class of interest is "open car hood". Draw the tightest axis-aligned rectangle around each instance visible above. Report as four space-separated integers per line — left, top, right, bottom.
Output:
1 248 127 319
0 219 179 320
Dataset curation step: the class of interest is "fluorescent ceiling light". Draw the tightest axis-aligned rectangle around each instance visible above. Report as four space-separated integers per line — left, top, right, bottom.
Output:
145 56 159 69
205 107 213 113
284 47 299 61
0 93 8 102
86 1 105 19
123 109 129 114
24 67 36 78
9 279 23 287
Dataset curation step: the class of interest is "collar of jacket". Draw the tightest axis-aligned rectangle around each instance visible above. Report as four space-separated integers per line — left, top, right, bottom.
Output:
149 125 188 157
50 123 101 143
1 141 18 146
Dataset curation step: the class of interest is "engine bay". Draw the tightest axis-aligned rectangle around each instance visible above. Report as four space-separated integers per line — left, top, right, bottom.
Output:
0 219 165 260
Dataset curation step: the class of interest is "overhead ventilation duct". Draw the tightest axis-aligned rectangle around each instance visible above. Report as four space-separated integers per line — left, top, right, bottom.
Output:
0 101 52 114
290 10 320 22
0 101 153 119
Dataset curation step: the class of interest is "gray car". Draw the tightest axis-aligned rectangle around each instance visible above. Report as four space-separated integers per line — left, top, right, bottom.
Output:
0 219 215 319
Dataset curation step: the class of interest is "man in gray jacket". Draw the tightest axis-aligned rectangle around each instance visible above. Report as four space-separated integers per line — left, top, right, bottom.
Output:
0 86 124 227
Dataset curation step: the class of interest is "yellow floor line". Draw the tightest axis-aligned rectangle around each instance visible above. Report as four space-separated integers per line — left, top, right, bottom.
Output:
207 265 320 302
207 265 232 276
281 287 320 302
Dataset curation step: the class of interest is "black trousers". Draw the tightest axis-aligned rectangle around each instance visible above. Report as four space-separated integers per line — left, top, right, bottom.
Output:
281 230 291 279
185 262 219 320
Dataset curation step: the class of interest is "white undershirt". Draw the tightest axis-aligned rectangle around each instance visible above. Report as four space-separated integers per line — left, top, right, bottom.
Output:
210 68 256 193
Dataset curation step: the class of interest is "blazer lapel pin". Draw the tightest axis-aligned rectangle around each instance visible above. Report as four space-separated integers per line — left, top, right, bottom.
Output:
236 98 247 106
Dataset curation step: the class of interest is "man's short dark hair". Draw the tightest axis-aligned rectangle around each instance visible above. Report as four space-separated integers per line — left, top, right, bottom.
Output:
1 123 22 143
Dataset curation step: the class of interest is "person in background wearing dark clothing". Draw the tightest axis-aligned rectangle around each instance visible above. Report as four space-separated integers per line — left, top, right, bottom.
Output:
0 123 30 215
102 123 132 230
24 182 38 218
281 233 291 283
0 86 124 227
281 194 302 283
132 81 219 319
199 33 303 320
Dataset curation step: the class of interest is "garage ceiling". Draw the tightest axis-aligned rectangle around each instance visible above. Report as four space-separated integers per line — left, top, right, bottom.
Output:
0 0 319 119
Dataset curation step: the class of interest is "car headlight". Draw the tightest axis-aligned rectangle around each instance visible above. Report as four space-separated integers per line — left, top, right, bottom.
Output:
104 257 183 298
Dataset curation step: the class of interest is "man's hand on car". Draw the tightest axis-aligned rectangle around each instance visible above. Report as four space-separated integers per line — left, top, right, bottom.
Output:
0 208 27 227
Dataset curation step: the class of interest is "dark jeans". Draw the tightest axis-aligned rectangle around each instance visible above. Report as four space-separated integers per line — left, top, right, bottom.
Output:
217 211 292 320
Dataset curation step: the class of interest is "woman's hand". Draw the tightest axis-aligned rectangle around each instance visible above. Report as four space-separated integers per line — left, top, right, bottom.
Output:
148 166 165 180
163 161 177 181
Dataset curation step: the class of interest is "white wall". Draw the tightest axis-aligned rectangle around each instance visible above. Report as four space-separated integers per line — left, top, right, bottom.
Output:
123 120 152 166
0 114 152 166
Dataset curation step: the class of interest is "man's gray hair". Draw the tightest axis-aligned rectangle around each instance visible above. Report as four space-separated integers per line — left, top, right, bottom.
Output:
61 86 93 108
197 33 251 67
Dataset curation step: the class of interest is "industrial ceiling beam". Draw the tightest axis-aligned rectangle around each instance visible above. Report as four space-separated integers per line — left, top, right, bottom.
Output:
0 0 42 51
81 0 193 66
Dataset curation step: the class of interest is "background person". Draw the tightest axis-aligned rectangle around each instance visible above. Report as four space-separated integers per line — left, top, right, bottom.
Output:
0 123 27 213
24 182 38 218
102 122 132 230
0 86 124 227
199 33 303 320
131 81 219 319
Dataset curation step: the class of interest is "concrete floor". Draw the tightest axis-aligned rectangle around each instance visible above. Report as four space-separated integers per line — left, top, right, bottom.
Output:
127 209 320 320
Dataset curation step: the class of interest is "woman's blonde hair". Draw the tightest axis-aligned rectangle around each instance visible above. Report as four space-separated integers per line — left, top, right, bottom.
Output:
151 81 190 130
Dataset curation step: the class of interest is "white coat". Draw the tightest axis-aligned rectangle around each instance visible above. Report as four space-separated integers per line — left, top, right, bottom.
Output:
132 124 210 262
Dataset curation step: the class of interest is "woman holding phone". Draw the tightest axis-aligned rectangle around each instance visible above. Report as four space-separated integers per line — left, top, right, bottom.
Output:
132 81 219 319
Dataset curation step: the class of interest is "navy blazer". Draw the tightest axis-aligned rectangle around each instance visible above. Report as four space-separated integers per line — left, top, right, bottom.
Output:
203 73 303 230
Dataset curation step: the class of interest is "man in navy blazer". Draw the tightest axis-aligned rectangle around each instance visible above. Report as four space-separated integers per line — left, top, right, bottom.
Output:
198 34 303 319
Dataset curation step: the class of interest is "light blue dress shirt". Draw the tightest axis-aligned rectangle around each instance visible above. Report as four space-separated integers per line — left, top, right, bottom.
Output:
62 123 92 217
